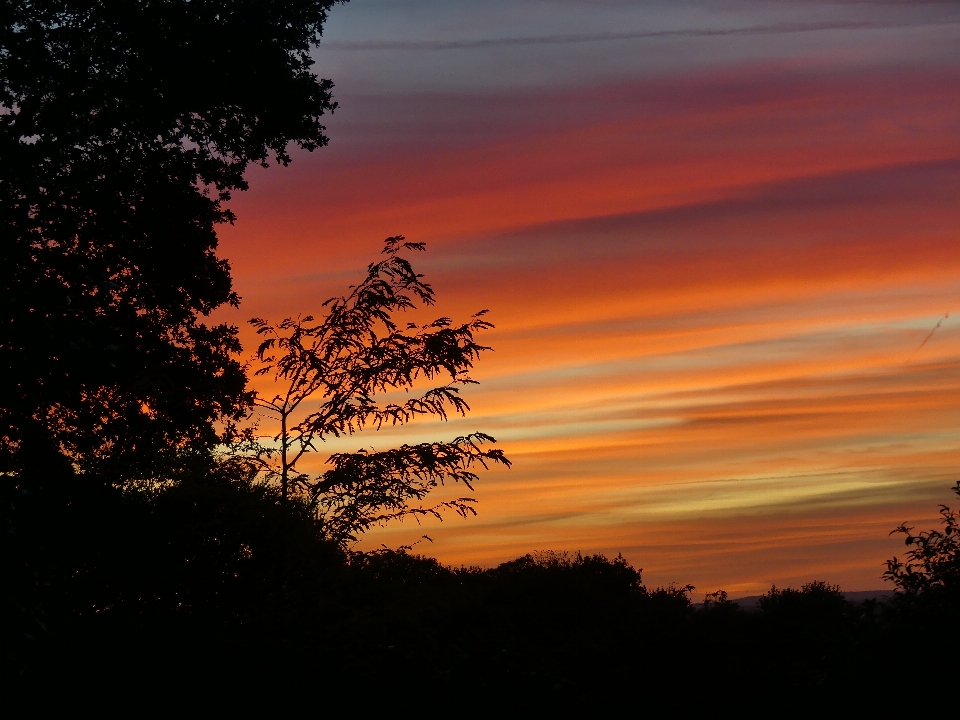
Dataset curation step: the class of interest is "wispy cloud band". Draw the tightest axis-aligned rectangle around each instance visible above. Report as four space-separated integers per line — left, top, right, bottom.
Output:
324 19 956 52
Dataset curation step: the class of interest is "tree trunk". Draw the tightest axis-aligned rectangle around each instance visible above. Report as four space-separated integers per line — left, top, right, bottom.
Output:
280 413 288 503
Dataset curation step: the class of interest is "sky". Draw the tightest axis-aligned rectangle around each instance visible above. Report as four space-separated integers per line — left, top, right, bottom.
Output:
217 0 960 596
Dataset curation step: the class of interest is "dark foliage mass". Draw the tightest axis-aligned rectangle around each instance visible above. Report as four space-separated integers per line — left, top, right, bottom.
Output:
5 477 959 712
2 0 338 473
882 481 960 633
1 0 339 700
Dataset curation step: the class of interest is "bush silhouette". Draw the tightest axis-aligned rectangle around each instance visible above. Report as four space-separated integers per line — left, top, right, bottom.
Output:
883 480 960 637
756 581 856 642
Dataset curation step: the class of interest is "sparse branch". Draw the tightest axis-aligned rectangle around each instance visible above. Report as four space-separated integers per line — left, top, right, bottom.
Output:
242 238 509 544
312 433 511 544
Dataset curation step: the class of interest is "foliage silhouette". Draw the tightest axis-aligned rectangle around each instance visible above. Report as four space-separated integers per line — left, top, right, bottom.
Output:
884 480 960 596
883 480 960 635
2 0 339 475
247 237 510 544
755 581 856 642
7 484 960 712
1 0 341 688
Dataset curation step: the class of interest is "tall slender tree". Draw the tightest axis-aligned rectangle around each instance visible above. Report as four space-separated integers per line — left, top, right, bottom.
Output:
249 237 510 545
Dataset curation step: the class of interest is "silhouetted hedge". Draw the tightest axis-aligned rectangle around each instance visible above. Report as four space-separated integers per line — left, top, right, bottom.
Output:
5 472 958 713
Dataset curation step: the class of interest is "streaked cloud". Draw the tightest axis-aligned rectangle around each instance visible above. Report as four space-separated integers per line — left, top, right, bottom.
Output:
324 18 957 52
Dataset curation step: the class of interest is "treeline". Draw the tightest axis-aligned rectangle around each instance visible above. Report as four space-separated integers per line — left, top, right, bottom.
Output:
6 467 960 710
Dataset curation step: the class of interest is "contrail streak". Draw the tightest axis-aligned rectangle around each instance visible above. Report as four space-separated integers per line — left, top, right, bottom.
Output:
917 313 949 351
904 312 950 365
324 19 957 52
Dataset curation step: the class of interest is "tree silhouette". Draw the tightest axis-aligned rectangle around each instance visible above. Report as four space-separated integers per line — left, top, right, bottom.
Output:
248 237 510 544
1 0 341 678
884 481 960 596
2 0 338 476
755 581 856 642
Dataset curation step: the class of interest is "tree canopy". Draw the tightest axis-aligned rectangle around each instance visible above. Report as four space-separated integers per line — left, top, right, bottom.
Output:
1 0 340 475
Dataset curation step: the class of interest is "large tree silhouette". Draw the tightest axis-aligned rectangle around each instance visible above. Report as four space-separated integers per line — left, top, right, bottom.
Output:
0 0 342 672
1 0 339 476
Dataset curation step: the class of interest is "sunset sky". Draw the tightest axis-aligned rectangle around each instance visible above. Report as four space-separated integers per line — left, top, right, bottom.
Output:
217 0 960 596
